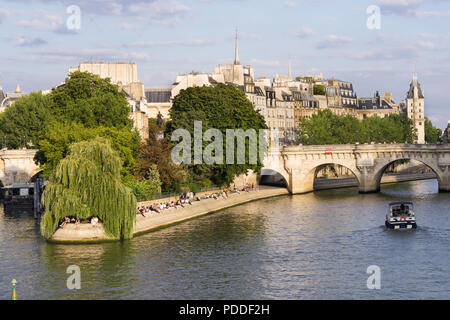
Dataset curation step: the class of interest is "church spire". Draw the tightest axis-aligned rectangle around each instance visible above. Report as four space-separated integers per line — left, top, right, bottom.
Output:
412 72 418 86
234 29 240 65
288 61 292 80
15 82 21 93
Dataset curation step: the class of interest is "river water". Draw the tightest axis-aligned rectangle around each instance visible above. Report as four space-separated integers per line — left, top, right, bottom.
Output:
0 179 449 300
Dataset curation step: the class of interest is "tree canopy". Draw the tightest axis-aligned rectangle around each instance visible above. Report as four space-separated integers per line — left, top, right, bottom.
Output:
313 84 326 95
40 137 137 240
166 84 268 186
49 71 132 129
0 92 53 149
133 119 187 192
35 122 140 177
298 110 417 145
0 71 134 150
424 117 442 143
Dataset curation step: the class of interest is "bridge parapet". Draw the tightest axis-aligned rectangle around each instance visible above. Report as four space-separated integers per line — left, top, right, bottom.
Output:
263 143 450 194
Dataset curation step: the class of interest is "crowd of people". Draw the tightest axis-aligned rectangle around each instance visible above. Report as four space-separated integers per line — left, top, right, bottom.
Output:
59 216 100 228
56 184 258 229
136 184 257 217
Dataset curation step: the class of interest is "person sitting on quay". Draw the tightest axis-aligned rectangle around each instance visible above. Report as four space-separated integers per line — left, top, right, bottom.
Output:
91 216 99 225
176 199 184 208
59 216 70 228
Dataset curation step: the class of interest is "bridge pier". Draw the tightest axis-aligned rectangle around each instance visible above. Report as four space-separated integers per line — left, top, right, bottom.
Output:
358 167 380 194
358 178 380 193
288 169 314 194
438 167 450 192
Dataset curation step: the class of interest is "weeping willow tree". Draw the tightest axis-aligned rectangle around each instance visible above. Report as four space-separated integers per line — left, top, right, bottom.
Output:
40 137 137 240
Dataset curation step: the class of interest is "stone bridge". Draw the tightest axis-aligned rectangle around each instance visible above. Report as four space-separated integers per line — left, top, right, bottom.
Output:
0 149 40 186
262 144 450 194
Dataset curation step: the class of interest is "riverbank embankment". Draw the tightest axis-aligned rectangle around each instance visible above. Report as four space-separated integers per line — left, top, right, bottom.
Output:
49 172 437 243
50 186 289 242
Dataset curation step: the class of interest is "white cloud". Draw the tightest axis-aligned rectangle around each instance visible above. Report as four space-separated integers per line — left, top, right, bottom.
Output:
24 47 153 63
296 27 315 39
379 0 422 14
248 59 280 67
129 39 216 47
316 34 352 49
15 10 77 34
347 47 417 60
6 0 192 26
416 40 443 50
419 32 438 39
228 32 263 41
0 8 23 23
11 35 47 47
283 1 297 8
128 0 191 26
408 10 450 18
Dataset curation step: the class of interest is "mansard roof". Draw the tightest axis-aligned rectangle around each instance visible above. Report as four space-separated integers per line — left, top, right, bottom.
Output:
145 88 171 103
358 97 393 110
291 90 317 102
407 76 424 99
254 86 265 96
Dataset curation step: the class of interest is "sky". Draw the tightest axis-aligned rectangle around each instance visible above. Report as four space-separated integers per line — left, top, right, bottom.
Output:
0 0 449 127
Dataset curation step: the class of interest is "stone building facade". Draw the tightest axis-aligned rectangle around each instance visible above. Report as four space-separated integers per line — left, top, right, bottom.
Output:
406 74 425 144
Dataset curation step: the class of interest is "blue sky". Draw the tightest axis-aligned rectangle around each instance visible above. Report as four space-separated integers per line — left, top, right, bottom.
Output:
0 0 449 127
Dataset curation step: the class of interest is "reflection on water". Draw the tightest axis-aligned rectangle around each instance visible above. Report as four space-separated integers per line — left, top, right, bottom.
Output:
0 179 449 299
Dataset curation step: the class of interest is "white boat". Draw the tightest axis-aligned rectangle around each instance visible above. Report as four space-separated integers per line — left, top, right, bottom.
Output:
385 202 417 230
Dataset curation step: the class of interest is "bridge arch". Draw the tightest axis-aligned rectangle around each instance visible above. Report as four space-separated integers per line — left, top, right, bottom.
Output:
372 158 442 192
259 168 288 187
300 162 361 193
286 156 361 194
29 170 44 182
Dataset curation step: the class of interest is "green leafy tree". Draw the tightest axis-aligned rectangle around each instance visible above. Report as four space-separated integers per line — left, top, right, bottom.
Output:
298 110 416 145
0 92 52 149
134 120 187 192
50 71 132 129
40 137 136 240
35 122 140 177
313 84 326 95
166 84 268 186
123 164 162 201
424 117 441 143
0 72 133 150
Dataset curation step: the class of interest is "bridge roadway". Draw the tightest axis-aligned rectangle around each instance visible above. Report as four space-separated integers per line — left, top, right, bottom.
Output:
262 143 450 194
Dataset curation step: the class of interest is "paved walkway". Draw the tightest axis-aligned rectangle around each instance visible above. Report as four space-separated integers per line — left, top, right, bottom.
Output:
50 187 289 242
